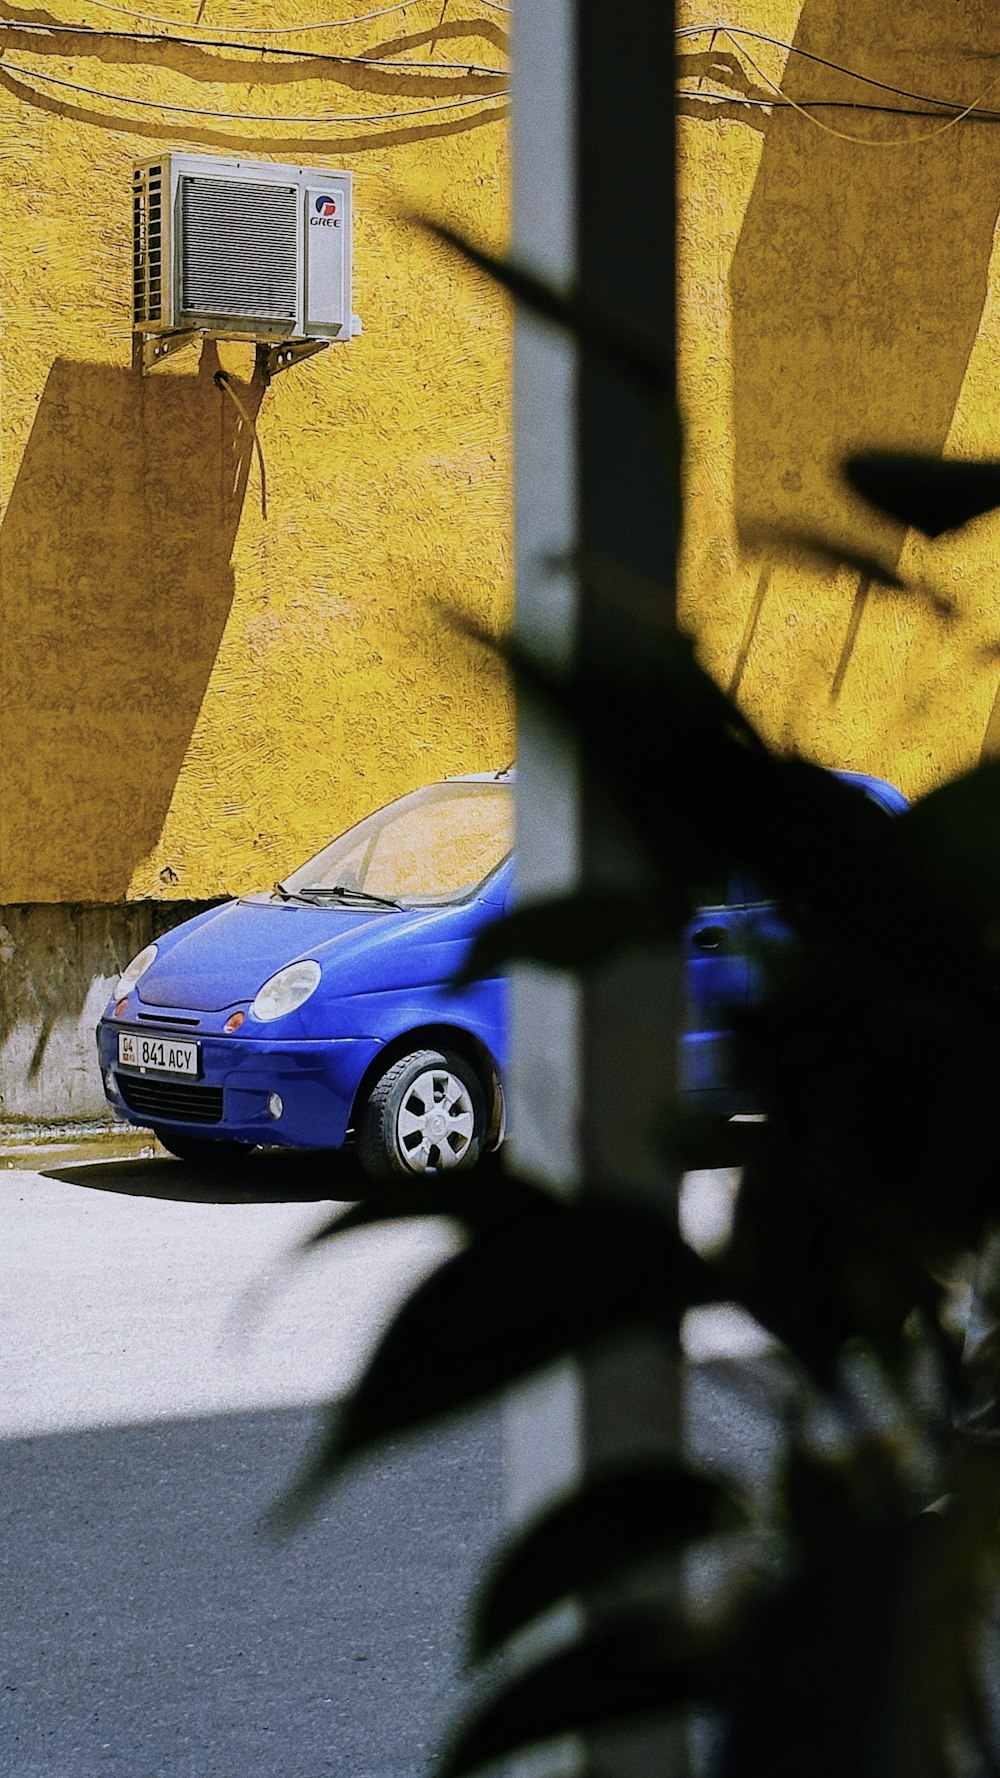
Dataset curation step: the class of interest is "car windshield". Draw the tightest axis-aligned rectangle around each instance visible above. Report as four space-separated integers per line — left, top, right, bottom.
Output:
280 780 514 907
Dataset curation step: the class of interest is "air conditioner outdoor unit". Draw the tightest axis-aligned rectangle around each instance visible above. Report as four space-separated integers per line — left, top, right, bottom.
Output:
133 153 360 361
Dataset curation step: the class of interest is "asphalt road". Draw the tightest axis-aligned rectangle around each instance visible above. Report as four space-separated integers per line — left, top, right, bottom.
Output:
0 1143 499 1778
0 1143 772 1778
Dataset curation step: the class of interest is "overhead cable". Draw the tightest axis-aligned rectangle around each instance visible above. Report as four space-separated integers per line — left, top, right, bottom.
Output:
718 26 1000 145
0 53 508 121
679 21 1000 124
683 91 1000 122
0 19 507 74
81 0 507 33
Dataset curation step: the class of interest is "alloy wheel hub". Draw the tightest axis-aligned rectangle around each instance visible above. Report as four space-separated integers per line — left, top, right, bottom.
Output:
396 1068 475 1171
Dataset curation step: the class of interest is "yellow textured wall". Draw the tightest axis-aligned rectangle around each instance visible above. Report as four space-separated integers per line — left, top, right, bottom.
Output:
0 0 511 902
677 0 1000 797
14 0 997 901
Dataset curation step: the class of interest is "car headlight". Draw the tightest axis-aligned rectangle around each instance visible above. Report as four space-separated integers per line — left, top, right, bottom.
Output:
251 960 322 1023
115 943 158 999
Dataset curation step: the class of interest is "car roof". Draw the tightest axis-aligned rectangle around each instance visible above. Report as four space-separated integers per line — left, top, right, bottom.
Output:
443 767 517 783
834 769 909 814
444 765 905 809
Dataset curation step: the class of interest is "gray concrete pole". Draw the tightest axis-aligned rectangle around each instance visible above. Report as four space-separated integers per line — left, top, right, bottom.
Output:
506 2 682 1774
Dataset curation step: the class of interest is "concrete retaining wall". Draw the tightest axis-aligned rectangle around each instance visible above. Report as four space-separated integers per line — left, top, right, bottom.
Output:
0 902 218 1127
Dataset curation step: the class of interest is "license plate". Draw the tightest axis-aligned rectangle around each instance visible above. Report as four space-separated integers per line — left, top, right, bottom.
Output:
118 1032 200 1077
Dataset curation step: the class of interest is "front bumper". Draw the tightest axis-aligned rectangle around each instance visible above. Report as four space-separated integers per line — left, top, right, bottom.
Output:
97 1020 383 1149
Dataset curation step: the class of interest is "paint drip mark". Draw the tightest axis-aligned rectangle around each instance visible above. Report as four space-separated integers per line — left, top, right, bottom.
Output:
981 669 1000 759
429 0 451 57
728 566 771 701
830 574 871 703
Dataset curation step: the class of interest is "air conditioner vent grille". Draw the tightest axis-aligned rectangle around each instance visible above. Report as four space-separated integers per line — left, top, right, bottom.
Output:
180 177 297 321
132 163 163 325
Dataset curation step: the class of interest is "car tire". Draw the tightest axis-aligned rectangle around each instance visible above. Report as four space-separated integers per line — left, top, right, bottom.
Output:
153 1131 252 1168
358 1048 487 1181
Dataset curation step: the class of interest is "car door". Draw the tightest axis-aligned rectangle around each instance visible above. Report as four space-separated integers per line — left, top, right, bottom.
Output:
681 872 751 1104
738 869 794 1013
467 855 514 1075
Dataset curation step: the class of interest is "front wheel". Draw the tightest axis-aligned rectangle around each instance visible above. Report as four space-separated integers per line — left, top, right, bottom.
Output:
357 1048 487 1181
153 1131 253 1168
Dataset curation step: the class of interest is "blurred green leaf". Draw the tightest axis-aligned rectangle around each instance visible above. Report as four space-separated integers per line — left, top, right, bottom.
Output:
900 759 1000 933
719 1159 912 1384
277 1205 712 1519
665 1107 766 1172
443 610 789 900
471 1459 745 1660
845 452 1000 538
300 1166 557 1248
340 140 1000 1778
457 891 672 983
421 220 671 401
332 1205 707 1455
779 1438 910 1560
441 1612 714 1778
740 521 907 588
716 1516 982 1778
446 608 944 968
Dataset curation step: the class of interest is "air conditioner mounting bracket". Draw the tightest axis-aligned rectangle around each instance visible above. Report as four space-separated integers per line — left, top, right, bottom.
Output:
140 329 205 374
257 339 330 382
138 330 332 379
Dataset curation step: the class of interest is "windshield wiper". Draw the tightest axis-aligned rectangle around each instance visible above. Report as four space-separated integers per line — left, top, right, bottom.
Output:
271 881 319 905
297 883 404 910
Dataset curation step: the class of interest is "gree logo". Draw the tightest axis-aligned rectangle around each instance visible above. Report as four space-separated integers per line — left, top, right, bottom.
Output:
310 192 341 229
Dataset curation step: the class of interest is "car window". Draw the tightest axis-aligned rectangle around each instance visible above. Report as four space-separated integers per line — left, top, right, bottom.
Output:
361 794 512 901
285 782 514 906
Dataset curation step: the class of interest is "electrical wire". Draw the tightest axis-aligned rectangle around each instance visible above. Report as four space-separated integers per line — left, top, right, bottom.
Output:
215 370 267 520
0 51 508 121
0 13 966 114
0 55 508 119
0 12 986 138
0 16 507 72
19 9 989 142
717 25 1000 145
82 0 506 33
681 91 1000 122
678 20 1000 122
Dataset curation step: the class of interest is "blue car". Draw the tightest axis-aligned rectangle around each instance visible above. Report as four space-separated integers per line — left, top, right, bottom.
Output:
97 767 906 1176
681 768 908 1111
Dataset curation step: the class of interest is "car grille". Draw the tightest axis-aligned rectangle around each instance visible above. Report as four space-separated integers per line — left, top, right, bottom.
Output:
117 1076 224 1125
137 1013 201 1028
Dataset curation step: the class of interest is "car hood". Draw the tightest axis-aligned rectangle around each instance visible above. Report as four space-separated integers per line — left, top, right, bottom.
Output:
139 898 401 1012
137 894 490 1013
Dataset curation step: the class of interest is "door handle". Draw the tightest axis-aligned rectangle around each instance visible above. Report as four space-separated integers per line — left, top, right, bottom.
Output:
692 924 727 952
